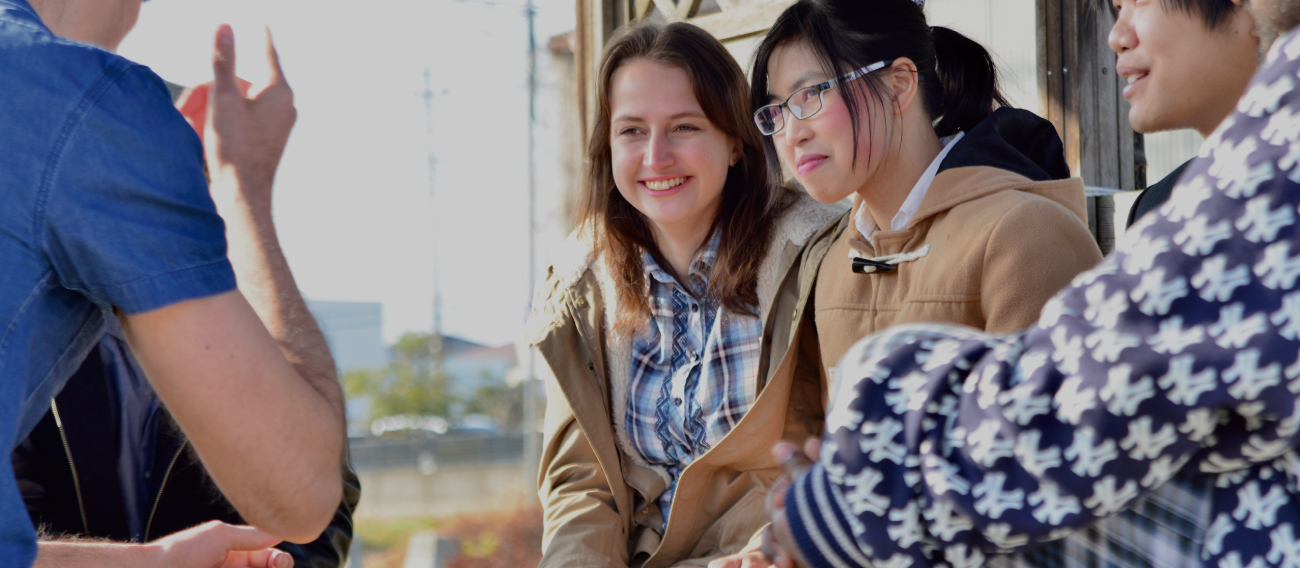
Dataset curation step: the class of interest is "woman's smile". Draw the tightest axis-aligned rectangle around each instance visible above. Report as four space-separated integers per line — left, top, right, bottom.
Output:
641 176 691 192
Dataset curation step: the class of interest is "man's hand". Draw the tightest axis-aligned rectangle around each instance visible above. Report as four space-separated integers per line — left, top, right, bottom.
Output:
35 522 293 568
151 522 294 568
761 438 820 568
206 24 295 208
174 77 252 146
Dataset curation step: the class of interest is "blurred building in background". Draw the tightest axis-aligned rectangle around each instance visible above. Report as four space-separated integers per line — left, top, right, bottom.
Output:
440 336 518 401
307 300 386 372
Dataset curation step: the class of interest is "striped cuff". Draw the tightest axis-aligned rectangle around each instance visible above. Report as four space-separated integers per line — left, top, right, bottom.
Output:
784 463 871 568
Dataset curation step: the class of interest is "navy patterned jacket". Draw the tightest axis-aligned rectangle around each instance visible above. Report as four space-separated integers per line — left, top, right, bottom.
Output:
784 26 1300 568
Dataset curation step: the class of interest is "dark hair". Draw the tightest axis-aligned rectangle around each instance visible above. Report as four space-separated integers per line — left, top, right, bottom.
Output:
1160 0 1241 29
578 21 785 334
1098 0 1241 29
750 0 1008 175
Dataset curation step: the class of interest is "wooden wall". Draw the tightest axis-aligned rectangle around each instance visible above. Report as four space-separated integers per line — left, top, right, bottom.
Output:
1038 0 1144 252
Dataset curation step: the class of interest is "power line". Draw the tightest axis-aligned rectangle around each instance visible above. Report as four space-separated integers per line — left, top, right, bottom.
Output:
419 67 451 370
522 0 540 496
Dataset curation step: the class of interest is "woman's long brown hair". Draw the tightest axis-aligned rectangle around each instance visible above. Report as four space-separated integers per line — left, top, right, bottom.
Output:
578 21 787 335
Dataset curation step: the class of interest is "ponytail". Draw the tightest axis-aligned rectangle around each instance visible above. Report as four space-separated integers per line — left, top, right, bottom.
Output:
929 25 1009 137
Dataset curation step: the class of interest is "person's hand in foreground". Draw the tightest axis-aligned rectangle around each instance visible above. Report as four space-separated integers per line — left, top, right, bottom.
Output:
36 521 293 568
149 522 294 568
707 437 830 568
761 439 820 568
708 549 773 568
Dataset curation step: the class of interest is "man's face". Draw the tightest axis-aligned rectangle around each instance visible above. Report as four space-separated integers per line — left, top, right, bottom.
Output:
1109 0 1258 136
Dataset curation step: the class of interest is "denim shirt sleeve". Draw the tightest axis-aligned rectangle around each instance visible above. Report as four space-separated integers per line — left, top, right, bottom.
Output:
40 62 236 314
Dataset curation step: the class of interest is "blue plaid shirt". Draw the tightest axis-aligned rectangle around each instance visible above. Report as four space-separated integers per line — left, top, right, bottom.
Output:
627 234 763 525
988 469 1212 567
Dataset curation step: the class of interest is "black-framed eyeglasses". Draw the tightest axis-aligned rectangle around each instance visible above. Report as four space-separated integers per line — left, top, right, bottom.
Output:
753 59 893 136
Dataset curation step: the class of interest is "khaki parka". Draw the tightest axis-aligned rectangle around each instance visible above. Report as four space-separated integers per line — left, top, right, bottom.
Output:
525 192 845 568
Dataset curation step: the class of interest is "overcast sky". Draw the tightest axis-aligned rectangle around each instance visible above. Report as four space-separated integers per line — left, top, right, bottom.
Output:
119 0 578 347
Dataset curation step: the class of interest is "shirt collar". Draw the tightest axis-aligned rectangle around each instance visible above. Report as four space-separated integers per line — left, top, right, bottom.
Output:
642 231 722 292
854 131 965 244
1 0 43 24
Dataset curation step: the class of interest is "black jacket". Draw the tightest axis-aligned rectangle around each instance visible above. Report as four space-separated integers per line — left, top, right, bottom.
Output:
1126 159 1191 228
12 347 361 568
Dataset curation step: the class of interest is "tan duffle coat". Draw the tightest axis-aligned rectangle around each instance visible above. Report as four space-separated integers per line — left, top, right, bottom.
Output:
811 165 1104 372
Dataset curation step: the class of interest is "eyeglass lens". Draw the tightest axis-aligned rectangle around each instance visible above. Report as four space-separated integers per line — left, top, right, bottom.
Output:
754 86 824 135
755 106 783 135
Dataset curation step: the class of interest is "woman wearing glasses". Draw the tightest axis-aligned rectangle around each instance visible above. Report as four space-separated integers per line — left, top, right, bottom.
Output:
525 21 845 568
751 0 1103 375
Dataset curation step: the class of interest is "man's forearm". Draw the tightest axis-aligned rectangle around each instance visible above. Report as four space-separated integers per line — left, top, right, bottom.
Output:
221 186 346 442
220 185 343 419
36 522 293 568
35 542 152 568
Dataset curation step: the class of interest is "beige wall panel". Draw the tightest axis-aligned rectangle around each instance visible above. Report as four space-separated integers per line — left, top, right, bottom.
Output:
723 34 765 79
925 0 1041 116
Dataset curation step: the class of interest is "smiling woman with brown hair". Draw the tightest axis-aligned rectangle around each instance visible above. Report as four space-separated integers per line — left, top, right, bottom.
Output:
525 20 845 568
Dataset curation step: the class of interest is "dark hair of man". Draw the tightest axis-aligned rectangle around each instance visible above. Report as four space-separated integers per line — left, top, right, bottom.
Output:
750 0 1009 175
1097 0 1240 29
577 21 787 335
1159 0 1241 28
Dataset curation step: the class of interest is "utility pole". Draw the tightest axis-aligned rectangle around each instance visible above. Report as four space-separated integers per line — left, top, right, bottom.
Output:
420 66 446 370
522 0 540 488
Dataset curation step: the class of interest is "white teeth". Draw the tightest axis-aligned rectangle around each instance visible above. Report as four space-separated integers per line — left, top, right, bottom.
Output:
1125 73 1144 85
645 177 686 191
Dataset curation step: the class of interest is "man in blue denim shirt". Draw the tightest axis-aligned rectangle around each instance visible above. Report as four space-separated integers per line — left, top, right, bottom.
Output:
1 0 346 566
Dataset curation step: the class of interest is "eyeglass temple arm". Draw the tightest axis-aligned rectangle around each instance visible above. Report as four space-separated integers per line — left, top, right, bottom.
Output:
826 59 895 89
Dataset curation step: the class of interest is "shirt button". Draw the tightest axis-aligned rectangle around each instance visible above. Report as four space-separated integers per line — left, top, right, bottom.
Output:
792 309 799 322
689 352 699 362
691 304 699 313
674 397 683 406
680 444 691 454
640 507 650 516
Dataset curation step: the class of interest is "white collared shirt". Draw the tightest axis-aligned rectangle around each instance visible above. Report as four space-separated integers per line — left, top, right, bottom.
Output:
854 131 965 244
